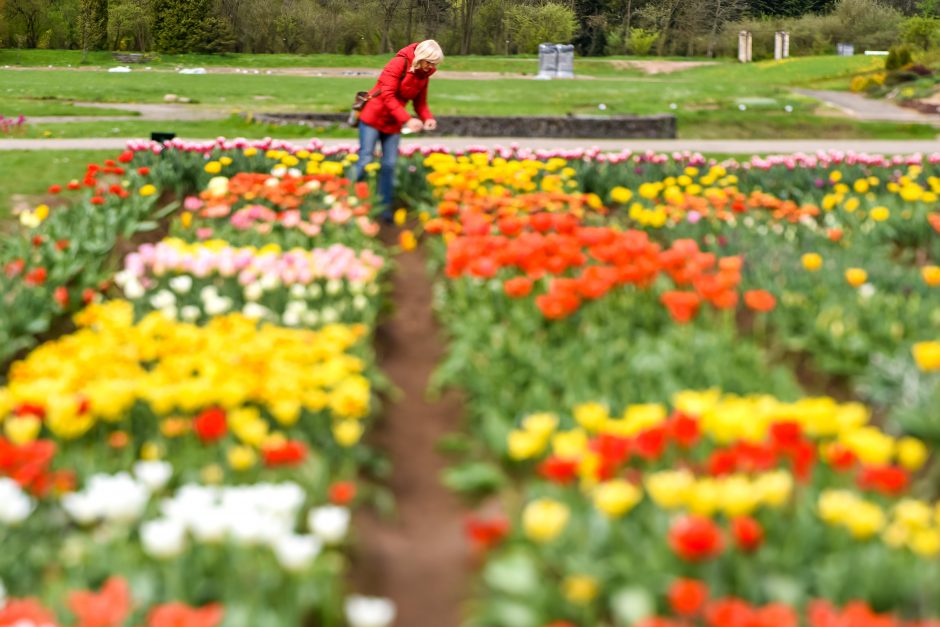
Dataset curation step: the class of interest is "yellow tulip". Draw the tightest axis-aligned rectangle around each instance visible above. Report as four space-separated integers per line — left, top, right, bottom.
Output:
508 430 546 461
610 186 633 204
563 575 599 605
910 529 940 557
4 416 41 445
897 437 929 471
574 402 608 432
593 480 642 517
922 266 940 287
846 502 885 540
523 412 558 439
845 268 868 287
522 498 570 543
869 206 890 221
227 445 257 471
645 470 694 510
204 161 222 174
333 420 364 447
912 341 940 371
893 499 933 530
399 230 417 252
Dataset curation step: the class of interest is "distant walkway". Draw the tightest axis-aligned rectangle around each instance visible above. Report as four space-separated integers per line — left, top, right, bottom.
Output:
1 137 939 154
25 102 230 124
796 89 940 126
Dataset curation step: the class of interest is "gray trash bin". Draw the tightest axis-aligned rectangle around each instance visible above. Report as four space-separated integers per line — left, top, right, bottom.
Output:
537 43 558 79
556 44 575 79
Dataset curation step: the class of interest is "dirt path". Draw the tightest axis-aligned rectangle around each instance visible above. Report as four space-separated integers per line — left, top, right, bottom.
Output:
795 88 940 126
350 235 468 627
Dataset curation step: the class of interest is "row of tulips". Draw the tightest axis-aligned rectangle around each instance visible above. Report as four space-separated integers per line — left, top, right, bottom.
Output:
0 146 397 626
406 146 940 626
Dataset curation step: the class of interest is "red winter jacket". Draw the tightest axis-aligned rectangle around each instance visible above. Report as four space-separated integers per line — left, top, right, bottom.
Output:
359 43 436 135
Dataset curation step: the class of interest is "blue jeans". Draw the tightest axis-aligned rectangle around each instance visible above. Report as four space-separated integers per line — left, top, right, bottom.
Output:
356 122 400 216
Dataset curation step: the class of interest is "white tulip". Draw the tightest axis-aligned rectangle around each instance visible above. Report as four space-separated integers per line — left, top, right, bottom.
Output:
289 284 306 299
159 306 178 321
308 506 350 544
133 461 173 492
302 311 321 327
326 279 343 295
229 512 267 546
307 283 323 298
123 279 145 299
353 295 368 311
259 273 280 291
149 289 176 310
321 307 339 324
199 286 219 302
169 275 193 294
244 282 264 301
344 595 396 627
180 305 201 322
242 302 270 320
0 478 33 526
282 310 302 327
859 284 876 299
141 518 187 559
189 507 229 543
207 176 229 197
273 534 322 572
288 168 302 178
95 473 150 523
61 492 99 525
204 296 232 316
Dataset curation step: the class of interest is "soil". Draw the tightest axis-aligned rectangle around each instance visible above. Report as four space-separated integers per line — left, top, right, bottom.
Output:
609 59 717 74
349 229 469 627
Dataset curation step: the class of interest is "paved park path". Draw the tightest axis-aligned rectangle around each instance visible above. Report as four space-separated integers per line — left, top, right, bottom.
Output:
1 136 938 154
796 89 940 126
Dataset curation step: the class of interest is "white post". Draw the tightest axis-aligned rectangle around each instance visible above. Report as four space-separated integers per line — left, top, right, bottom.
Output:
739 31 752 63
783 31 790 58
774 32 783 60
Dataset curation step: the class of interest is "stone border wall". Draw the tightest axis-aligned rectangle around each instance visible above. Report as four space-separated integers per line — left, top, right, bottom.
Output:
251 112 677 139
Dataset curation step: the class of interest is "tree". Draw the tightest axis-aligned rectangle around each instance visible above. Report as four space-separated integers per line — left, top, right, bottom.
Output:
900 14 940 47
151 0 232 53
505 2 578 53
109 0 152 50
919 0 940 15
377 0 406 52
454 0 486 54
80 0 108 52
3 0 51 47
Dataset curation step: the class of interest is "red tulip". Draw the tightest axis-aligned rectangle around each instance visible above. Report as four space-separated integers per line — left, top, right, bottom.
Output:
668 515 724 562
668 578 709 617
731 516 764 552
192 407 227 443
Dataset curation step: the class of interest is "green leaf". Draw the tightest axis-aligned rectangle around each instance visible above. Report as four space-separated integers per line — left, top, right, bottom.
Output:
441 462 506 496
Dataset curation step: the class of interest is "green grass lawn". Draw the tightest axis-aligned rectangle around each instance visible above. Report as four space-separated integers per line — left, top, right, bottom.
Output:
0 53 927 140
19 115 357 140
0 56 878 113
0 48 692 77
1 98 138 118
0 150 115 219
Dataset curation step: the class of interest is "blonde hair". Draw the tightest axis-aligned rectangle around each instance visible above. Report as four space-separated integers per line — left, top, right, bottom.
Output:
412 40 444 70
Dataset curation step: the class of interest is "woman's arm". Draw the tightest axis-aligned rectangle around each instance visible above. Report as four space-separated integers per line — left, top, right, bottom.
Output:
376 56 412 126
413 84 433 122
